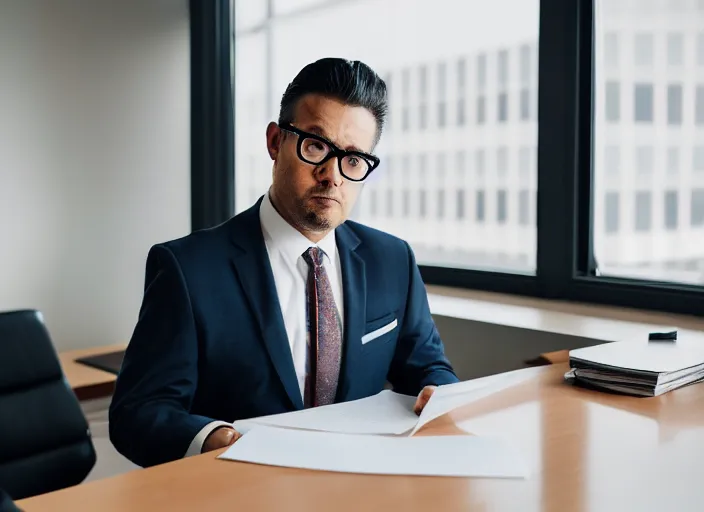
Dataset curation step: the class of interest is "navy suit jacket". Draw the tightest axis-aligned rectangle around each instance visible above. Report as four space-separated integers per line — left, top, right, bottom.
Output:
109 198 458 467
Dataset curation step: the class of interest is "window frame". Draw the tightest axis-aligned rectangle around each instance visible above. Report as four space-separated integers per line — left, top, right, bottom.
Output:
215 0 704 318
419 0 704 317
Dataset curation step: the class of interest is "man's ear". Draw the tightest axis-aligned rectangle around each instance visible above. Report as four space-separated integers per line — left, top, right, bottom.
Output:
266 122 282 160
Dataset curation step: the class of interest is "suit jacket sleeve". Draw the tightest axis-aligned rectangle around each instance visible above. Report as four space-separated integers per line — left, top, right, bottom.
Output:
387 242 460 395
109 245 217 467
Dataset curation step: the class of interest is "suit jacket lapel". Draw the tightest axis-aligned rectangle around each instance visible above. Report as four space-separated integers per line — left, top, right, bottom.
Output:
228 200 304 411
335 223 366 402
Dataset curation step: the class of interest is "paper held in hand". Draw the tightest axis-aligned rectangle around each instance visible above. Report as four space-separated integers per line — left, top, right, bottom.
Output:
232 369 537 437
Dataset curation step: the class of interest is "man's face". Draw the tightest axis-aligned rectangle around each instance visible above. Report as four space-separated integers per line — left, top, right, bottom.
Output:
266 94 378 241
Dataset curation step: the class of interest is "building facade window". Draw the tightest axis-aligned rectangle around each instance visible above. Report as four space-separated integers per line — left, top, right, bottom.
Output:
692 189 704 226
664 190 678 230
667 84 683 125
634 33 654 67
605 81 620 122
605 192 619 233
519 189 529 226
497 190 507 223
666 33 684 66
634 84 654 123
476 190 485 221
635 191 652 232
696 85 704 125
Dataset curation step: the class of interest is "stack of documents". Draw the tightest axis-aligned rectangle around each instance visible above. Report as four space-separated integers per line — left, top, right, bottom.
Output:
565 337 704 397
220 371 536 479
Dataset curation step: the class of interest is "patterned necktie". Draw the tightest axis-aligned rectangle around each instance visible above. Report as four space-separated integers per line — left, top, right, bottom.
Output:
302 247 342 408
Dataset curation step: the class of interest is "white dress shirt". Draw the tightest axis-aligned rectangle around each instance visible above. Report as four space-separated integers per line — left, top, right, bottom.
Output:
185 192 344 456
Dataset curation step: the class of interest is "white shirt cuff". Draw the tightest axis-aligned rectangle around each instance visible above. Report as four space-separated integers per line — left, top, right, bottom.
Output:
184 420 233 458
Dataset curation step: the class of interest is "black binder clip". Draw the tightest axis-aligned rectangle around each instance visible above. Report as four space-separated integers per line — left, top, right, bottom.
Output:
648 330 678 342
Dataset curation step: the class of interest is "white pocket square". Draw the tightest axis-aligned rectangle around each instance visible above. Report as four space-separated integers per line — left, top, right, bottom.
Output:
361 318 398 345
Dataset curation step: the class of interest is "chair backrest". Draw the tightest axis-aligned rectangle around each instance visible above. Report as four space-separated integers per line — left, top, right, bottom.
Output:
0 487 20 512
0 310 96 500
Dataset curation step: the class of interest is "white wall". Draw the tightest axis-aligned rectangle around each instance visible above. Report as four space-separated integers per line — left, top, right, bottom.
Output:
0 0 191 350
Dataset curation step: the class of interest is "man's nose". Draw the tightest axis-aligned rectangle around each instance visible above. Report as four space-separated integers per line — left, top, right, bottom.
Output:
315 157 343 187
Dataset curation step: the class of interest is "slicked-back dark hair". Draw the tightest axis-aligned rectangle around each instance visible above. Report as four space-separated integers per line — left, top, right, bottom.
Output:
278 58 388 144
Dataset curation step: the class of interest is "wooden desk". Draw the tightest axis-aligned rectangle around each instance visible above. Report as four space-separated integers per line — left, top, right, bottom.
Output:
18 364 704 511
59 344 125 400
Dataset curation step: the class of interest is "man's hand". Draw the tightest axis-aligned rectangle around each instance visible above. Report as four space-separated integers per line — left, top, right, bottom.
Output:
413 385 437 415
202 426 241 453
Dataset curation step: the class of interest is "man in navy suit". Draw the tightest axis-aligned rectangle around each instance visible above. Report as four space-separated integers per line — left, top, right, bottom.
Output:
109 58 459 468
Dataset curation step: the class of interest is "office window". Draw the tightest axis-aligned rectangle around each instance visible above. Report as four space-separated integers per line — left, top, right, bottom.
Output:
664 191 678 230
667 84 683 125
636 146 653 175
456 190 465 219
605 146 620 175
635 192 652 232
498 93 508 122
696 86 704 125
605 192 619 234
234 0 538 273
593 0 704 285
694 146 704 171
437 62 446 129
520 44 531 84
604 32 618 68
692 189 704 226
634 84 653 122
520 88 530 120
476 95 486 125
667 147 679 174
477 53 486 89
497 147 509 176
634 33 654 66
498 49 509 86
605 82 620 122
476 190 485 222
667 33 684 66
519 190 529 226
497 190 507 223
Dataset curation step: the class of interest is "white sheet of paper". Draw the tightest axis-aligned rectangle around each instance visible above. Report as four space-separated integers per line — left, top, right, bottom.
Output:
232 390 418 436
409 369 537 436
219 425 528 478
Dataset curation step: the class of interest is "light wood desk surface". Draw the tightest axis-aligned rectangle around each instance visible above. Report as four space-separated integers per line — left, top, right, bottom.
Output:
19 363 704 512
59 344 125 400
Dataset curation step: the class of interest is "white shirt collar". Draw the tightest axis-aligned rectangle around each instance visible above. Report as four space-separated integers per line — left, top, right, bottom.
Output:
259 191 337 263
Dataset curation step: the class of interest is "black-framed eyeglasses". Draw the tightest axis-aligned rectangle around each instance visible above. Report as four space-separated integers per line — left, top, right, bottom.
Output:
279 122 380 182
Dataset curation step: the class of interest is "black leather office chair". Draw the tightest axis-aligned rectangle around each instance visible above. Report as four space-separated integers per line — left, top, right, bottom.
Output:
0 488 20 512
0 310 96 500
